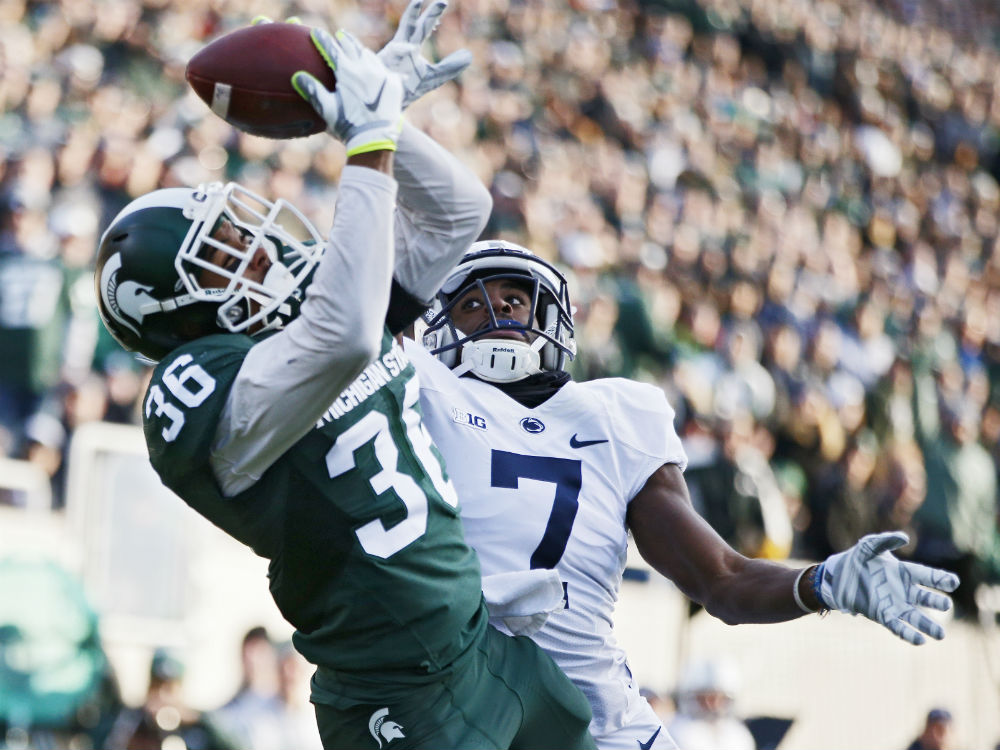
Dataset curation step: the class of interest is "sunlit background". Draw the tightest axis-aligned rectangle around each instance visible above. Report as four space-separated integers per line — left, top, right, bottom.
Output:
1 0 999 748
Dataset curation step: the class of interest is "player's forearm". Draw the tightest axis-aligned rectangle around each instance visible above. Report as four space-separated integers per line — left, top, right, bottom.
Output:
628 465 823 625
698 557 822 625
294 164 397 360
639 534 818 625
394 122 491 233
211 166 398 496
391 122 492 301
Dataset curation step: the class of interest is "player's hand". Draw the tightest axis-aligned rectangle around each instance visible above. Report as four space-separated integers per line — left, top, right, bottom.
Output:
292 28 404 156
377 0 472 108
818 531 960 645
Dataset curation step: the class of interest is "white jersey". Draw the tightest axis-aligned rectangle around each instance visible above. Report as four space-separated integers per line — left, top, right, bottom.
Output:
406 341 687 741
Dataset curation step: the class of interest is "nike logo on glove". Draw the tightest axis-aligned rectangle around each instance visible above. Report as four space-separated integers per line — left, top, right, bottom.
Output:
569 434 608 449
637 726 661 750
365 80 386 109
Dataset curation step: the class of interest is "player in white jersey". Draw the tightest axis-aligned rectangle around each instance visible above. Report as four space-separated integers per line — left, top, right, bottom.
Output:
402 240 962 750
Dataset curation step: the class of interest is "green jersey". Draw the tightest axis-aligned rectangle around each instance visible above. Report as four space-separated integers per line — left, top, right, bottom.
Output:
143 330 486 681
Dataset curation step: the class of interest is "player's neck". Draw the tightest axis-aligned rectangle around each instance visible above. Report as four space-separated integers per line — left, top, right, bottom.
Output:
477 370 571 408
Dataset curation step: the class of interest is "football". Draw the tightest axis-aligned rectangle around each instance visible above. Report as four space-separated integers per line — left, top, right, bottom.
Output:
185 23 336 139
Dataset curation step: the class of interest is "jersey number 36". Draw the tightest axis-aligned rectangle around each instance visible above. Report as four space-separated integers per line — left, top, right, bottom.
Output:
147 359 456 561
325 379 458 559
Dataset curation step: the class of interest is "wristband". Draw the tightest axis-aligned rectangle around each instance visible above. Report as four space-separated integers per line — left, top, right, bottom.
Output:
793 566 817 614
812 562 829 612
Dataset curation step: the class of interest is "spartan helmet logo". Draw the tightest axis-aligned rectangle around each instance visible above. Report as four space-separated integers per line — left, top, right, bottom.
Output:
99 252 158 338
368 707 405 748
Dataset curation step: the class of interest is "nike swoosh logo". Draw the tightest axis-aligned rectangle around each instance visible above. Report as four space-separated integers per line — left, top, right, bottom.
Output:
365 81 386 109
569 434 608 449
637 726 661 750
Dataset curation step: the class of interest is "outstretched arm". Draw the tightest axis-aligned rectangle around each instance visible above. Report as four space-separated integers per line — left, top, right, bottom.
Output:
391 123 491 306
378 0 491 318
211 32 404 496
627 464 959 643
628 464 814 624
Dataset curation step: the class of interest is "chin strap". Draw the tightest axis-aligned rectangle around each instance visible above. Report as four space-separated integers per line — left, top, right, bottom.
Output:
231 262 297 330
452 334 547 381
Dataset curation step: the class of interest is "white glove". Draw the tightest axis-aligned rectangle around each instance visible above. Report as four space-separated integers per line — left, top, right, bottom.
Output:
292 28 404 156
377 0 472 108
818 531 960 645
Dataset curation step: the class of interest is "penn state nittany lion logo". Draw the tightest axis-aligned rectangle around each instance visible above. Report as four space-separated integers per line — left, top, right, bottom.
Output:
520 416 545 433
99 252 158 338
368 707 405 748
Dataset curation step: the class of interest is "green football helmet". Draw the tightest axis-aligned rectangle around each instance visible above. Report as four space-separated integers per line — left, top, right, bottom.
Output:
95 182 324 362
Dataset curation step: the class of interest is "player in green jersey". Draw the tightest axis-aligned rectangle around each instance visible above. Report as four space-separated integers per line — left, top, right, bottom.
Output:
92 6 594 749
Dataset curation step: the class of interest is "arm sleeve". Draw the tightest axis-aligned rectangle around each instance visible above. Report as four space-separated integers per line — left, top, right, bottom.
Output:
211 165 398 496
391 122 492 304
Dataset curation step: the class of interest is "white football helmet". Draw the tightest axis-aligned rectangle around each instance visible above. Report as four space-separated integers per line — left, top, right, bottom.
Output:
422 240 575 382
675 658 741 718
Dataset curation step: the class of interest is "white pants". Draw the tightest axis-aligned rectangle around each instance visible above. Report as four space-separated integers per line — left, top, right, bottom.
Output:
592 696 679 750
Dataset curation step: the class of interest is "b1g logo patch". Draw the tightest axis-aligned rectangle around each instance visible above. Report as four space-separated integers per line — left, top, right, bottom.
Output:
520 417 545 434
452 407 487 430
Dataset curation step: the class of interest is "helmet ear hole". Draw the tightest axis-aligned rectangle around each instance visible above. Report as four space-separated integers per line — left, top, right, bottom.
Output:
221 299 249 327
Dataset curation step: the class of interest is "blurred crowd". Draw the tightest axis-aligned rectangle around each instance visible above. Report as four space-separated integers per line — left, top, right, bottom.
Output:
642 664 965 750
98 627 322 750
0 558 320 750
2 0 1000 623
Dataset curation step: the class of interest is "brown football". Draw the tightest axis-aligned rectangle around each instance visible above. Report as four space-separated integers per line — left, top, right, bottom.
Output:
185 23 336 139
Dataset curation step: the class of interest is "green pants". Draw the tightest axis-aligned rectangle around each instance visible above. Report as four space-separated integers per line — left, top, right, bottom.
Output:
313 625 595 749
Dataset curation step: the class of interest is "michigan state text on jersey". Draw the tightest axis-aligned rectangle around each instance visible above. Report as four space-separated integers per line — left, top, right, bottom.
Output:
92 12 596 747
145 333 484 674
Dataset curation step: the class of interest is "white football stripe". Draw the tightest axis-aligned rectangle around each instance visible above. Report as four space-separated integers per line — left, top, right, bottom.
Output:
211 83 232 118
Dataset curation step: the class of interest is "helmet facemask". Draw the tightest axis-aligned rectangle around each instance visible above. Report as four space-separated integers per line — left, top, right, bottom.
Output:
95 181 325 363
175 182 323 335
422 242 576 382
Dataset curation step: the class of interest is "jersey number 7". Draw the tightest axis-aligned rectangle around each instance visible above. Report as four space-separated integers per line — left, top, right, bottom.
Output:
490 451 582 569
